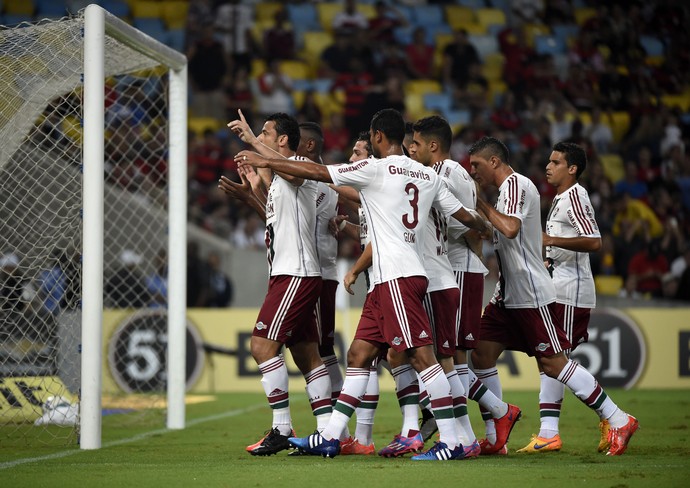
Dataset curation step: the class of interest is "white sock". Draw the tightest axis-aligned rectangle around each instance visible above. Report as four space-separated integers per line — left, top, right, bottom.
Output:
419 364 458 449
446 370 474 446
322 367 369 441
258 355 292 436
539 372 564 438
354 364 378 445
392 364 420 437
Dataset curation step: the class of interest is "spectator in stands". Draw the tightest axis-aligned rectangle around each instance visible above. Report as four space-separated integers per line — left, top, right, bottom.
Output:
584 106 614 154
563 63 597 112
368 1 408 45
490 90 521 132
405 27 435 80
262 8 295 61
596 60 632 111
624 238 669 298
255 58 294 120
442 29 481 96
549 99 575 146
202 251 234 308
190 129 226 188
511 0 545 25
296 89 323 125
362 74 406 125
187 242 209 307
615 160 649 201
320 30 354 78
146 249 168 308
185 0 215 51
187 26 227 121
330 57 374 140
232 213 266 251
322 112 352 163
105 250 150 308
215 0 255 75
332 0 368 36
498 24 536 96
224 66 254 129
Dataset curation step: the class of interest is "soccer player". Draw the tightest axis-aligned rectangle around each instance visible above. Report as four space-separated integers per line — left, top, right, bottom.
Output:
221 111 331 456
468 136 638 456
236 109 488 461
516 142 609 453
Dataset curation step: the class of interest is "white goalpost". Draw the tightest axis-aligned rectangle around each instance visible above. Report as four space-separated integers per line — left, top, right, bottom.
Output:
0 5 187 449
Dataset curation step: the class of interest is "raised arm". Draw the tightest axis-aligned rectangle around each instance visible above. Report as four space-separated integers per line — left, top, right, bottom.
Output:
237 150 333 183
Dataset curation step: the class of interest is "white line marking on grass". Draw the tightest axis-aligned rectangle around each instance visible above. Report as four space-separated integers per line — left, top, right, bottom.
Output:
0 403 265 470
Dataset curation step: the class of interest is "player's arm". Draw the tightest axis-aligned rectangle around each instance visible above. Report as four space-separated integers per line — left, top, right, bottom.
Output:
329 184 361 205
218 169 267 222
449 206 489 237
476 196 521 239
543 232 602 252
237 150 332 183
227 109 280 188
344 242 372 295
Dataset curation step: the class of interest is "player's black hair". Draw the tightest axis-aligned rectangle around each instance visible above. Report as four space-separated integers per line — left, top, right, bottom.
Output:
356 130 373 156
370 108 405 145
468 136 510 164
553 141 587 178
299 121 324 155
266 112 300 151
413 115 453 153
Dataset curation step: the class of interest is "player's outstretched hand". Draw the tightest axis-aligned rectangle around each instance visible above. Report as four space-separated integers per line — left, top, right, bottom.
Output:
236 150 268 168
227 109 256 144
218 173 250 201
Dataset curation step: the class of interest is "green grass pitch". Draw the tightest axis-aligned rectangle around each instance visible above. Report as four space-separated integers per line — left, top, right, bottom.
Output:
2 390 689 487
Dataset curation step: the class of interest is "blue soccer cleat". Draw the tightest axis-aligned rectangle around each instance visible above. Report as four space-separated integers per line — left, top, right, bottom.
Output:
288 431 341 458
411 441 465 461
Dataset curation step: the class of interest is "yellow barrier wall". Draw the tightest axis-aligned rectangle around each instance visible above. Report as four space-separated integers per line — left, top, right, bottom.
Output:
102 307 690 394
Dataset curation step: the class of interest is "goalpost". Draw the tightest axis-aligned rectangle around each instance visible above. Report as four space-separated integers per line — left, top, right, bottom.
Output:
0 5 187 449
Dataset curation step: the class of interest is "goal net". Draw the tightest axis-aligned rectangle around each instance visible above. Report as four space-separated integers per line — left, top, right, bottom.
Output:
0 6 187 448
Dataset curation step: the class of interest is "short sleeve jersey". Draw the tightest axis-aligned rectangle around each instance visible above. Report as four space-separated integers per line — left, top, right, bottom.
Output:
435 159 488 275
358 206 373 293
315 182 339 281
328 155 463 285
264 156 321 278
491 172 556 308
545 183 600 308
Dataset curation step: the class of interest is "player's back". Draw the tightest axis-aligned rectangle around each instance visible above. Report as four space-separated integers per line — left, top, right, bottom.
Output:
315 181 338 281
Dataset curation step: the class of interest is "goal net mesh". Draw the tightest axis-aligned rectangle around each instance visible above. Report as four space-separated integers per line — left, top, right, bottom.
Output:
1 13 174 445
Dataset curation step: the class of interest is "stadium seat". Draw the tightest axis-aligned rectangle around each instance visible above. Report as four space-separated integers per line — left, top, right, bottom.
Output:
405 79 442 96
599 153 624 183
410 5 444 29
468 34 499 61
255 2 284 23
2 13 33 25
279 60 310 80
574 7 597 26
594 275 623 296
166 28 185 53
300 30 333 64
445 109 471 128
534 35 567 56
188 117 222 137
131 1 162 19
609 111 631 143
161 1 189 30
482 52 505 82
475 8 506 29
35 0 66 18
522 23 550 47
133 18 167 44
312 78 333 93
446 5 475 30
250 58 266 79
458 0 486 8
640 35 665 66
286 3 320 32
423 92 453 114
661 93 690 113
100 0 130 19
405 92 432 122
316 3 342 32
552 24 580 46
4 0 34 15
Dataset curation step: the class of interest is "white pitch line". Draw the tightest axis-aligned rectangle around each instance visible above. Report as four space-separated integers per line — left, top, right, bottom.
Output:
0 403 265 470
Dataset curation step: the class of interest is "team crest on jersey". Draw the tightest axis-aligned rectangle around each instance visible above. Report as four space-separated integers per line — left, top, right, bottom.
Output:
255 321 267 330
536 342 550 352
392 337 403 346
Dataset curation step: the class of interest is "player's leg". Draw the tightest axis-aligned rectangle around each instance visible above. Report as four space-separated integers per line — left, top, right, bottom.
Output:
342 358 379 455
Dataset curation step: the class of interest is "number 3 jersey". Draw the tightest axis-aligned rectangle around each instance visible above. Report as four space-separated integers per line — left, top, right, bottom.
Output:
328 155 463 286
264 156 321 278
545 183 600 308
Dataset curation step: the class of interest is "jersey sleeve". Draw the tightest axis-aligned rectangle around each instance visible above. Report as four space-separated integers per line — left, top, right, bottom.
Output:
503 175 527 222
433 181 463 219
327 159 376 190
568 188 601 238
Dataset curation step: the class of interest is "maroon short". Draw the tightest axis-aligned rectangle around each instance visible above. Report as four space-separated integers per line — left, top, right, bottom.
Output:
553 302 591 353
316 279 338 347
423 287 459 357
479 301 571 357
354 276 433 352
455 271 484 350
254 275 322 346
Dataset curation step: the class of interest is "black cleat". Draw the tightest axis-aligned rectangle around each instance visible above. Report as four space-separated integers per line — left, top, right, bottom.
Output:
249 427 291 456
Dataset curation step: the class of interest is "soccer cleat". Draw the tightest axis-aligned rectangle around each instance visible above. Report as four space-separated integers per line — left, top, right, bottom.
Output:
479 438 508 455
598 419 611 452
340 437 375 455
419 409 438 442
249 427 292 456
485 403 521 454
606 415 639 456
378 433 425 457
411 441 464 461
246 428 295 452
462 439 481 459
516 434 562 453
288 431 341 458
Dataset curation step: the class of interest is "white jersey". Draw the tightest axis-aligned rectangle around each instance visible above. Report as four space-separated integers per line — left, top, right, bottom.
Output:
264 156 321 278
424 205 458 292
545 183 600 308
435 159 488 275
328 155 463 285
315 182 339 281
491 172 556 308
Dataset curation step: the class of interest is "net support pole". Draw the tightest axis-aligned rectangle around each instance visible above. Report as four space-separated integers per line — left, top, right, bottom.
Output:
166 65 188 430
81 4 106 450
